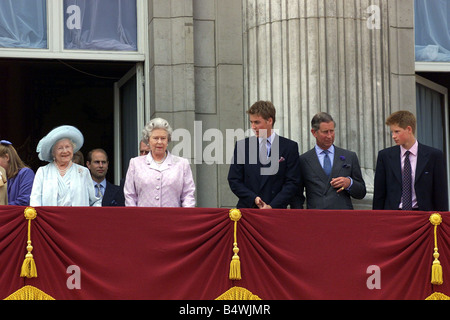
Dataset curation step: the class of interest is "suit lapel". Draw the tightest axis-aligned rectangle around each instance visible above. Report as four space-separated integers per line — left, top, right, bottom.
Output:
388 146 402 184
331 147 344 178
304 149 329 184
415 143 430 183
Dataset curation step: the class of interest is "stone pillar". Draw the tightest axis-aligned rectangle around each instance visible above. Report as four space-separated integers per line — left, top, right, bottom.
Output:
148 0 196 136
242 0 415 208
149 0 245 208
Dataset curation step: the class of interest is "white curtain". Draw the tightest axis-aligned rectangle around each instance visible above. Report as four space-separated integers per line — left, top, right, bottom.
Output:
415 0 450 61
64 0 137 51
0 0 47 48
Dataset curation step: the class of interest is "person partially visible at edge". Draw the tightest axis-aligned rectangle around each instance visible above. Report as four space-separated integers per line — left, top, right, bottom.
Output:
30 125 101 207
373 110 448 211
124 118 196 207
0 166 8 205
139 139 150 156
0 140 34 206
227 100 301 209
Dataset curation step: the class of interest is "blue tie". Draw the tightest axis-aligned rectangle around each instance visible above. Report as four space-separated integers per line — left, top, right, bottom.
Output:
323 150 332 177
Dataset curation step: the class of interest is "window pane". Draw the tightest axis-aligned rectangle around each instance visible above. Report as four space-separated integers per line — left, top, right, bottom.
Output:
64 0 137 51
0 0 47 49
415 0 450 62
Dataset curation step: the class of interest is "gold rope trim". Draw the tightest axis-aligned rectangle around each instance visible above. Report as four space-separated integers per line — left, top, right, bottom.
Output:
4 286 54 300
429 213 443 285
425 292 450 300
20 207 38 278
216 286 261 300
229 209 242 280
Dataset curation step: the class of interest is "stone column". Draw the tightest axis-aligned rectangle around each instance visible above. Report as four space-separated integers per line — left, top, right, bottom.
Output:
242 0 415 208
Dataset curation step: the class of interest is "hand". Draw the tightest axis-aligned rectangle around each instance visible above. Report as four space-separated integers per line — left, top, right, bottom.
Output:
255 197 272 209
330 177 351 193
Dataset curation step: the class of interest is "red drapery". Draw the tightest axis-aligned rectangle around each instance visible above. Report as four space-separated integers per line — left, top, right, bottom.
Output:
0 205 448 300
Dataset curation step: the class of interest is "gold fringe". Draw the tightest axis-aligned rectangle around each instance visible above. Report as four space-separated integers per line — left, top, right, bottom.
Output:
4 286 54 300
216 286 261 300
425 292 450 300
20 207 38 278
429 213 443 285
229 209 242 280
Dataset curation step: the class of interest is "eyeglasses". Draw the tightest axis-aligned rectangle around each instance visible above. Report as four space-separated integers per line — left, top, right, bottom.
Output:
0 140 12 146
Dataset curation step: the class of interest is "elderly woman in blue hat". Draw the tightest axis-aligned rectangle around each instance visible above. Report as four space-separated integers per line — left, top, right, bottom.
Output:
30 125 101 207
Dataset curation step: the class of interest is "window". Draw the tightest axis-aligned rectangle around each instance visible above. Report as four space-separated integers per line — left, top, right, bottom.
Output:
0 0 145 60
64 0 137 51
0 0 47 49
415 0 450 62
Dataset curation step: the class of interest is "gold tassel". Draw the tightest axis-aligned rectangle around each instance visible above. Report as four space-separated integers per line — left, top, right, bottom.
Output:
20 207 38 278
229 209 242 280
426 292 450 300
4 286 54 300
429 213 443 285
216 286 261 300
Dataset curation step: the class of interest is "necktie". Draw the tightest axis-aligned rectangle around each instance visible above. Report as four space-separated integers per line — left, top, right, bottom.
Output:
259 138 269 164
96 184 103 198
402 151 412 210
323 150 332 177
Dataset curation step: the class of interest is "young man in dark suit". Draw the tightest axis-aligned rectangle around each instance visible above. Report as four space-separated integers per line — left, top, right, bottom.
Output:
293 112 366 209
227 100 301 209
373 110 448 211
86 149 125 207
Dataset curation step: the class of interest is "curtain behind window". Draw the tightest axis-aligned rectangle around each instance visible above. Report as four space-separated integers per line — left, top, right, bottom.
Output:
416 83 445 151
64 0 137 51
0 0 47 48
415 0 450 61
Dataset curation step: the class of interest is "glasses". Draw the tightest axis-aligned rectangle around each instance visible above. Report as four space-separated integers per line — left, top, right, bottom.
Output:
0 140 12 146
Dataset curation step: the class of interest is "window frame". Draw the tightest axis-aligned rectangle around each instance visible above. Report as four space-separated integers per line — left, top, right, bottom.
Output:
0 0 146 61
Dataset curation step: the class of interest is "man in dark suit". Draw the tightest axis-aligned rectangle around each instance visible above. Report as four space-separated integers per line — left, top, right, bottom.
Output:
86 148 125 207
373 110 448 211
227 101 301 209
293 112 366 209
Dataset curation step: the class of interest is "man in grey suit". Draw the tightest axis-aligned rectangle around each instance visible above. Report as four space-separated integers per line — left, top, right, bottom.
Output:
292 112 366 209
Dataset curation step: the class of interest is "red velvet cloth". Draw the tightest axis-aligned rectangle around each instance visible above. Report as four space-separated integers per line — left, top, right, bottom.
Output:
0 206 448 299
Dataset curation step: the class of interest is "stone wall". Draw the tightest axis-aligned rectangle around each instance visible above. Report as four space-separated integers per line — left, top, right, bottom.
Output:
147 0 416 209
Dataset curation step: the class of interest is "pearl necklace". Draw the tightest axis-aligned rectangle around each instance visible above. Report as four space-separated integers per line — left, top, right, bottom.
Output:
153 153 167 164
55 161 72 176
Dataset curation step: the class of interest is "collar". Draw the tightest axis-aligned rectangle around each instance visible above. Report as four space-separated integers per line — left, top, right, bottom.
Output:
146 151 173 167
258 132 276 144
400 140 418 157
93 179 106 188
315 144 335 156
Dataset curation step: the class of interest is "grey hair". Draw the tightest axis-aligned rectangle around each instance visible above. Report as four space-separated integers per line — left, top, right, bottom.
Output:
142 118 173 142
311 112 336 131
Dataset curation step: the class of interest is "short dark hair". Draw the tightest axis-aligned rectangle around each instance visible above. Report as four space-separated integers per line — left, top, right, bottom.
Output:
247 101 276 126
311 112 335 131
